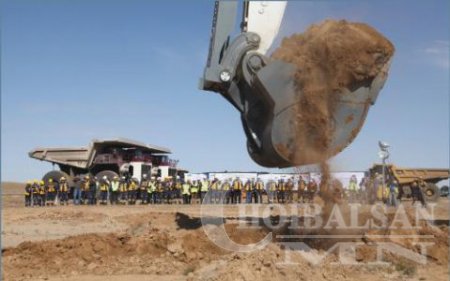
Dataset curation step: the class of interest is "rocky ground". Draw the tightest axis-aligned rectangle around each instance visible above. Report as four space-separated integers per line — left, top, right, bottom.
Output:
2 182 449 281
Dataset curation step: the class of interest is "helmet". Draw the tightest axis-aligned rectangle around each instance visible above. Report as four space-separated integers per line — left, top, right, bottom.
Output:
176 175 180 179
121 176 126 180
143 174 148 178
34 179 38 184
85 175 90 179
40 180 44 185
102 175 107 180
48 178 53 183
26 180 32 185
113 176 119 180
151 176 155 180
60 177 66 181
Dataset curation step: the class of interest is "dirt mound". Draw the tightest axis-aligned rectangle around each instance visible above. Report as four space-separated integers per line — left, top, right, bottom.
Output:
271 19 394 164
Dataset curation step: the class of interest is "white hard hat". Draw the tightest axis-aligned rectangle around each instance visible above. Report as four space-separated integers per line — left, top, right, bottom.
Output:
151 176 155 180
103 175 107 180
143 174 147 178
176 176 180 179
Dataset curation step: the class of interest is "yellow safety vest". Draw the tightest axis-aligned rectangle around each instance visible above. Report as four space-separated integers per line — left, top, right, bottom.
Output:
111 181 119 192
256 182 264 190
269 182 277 192
60 183 68 192
119 182 127 192
222 183 230 191
201 181 209 192
47 183 56 193
128 182 137 191
182 184 191 195
100 183 108 191
233 181 242 190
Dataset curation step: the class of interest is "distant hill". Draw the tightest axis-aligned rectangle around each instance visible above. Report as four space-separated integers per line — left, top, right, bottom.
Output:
1 182 24 195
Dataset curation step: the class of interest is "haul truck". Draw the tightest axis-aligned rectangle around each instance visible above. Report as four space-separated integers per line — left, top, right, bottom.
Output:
29 138 186 188
369 164 450 202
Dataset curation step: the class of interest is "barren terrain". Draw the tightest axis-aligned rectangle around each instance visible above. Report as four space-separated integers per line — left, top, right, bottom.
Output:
2 182 449 281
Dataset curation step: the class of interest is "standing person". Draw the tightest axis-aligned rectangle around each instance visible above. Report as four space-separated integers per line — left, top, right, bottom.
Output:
286 178 294 203
232 177 243 204
190 180 199 204
24 181 32 207
99 176 110 205
39 180 46 206
182 180 191 204
128 178 138 205
139 174 149 204
175 176 183 204
46 178 57 206
307 179 318 203
163 178 171 204
388 180 398 207
81 176 90 205
149 177 157 204
277 179 286 204
200 178 209 204
59 177 69 205
254 178 264 203
359 176 369 204
210 178 219 204
119 177 128 204
32 180 40 206
297 176 307 203
88 177 97 205
221 179 231 204
72 177 82 205
110 176 120 205
348 175 358 203
244 179 253 204
266 179 277 204
411 178 427 207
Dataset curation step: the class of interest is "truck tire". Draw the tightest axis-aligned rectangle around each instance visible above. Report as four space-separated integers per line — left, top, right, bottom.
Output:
95 170 118 181
42 170 73 187
422 183 440 202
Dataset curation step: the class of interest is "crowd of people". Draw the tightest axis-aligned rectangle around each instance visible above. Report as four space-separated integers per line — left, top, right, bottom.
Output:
23 175 320 206
348 173 428 207
23 173 429 207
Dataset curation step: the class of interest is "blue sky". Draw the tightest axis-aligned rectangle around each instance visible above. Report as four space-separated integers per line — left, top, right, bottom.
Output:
1 0 449 182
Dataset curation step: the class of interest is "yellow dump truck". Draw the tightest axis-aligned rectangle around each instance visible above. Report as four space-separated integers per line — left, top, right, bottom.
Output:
369 164 450 202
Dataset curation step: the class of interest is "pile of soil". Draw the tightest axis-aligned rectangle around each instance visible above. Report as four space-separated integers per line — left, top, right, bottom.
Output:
271 19 395 164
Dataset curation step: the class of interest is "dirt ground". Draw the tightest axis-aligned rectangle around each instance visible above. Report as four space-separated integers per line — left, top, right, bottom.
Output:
2 182 449 281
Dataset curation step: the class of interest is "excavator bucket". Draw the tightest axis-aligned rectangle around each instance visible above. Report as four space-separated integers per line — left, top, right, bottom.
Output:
245 58 392 167
200 1 393 168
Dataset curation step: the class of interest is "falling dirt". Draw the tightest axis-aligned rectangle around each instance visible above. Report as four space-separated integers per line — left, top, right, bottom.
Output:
271 19 395 165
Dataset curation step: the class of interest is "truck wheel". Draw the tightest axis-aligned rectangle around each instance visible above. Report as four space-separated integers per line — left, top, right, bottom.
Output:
422 183 440 202
42 170 73 187
95 170 118 181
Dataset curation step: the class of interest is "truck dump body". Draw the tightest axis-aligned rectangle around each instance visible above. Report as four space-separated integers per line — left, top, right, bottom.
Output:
391 167 450 185
29 138 171 172
370 164 450 185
